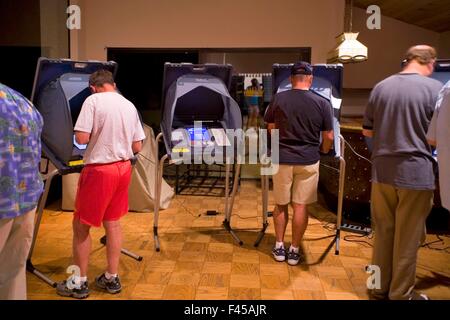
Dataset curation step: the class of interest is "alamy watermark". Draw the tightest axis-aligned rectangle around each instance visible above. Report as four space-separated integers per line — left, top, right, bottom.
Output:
366 265 381 290
66 4 381 31
67 5 81 30
366 5 381 30
66 265 81 289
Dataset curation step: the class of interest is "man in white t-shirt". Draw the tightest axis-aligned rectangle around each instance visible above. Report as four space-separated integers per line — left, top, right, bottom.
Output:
57 70 146 299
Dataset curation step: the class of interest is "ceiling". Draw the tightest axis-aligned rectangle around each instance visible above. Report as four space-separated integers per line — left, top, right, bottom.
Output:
353 0 450 33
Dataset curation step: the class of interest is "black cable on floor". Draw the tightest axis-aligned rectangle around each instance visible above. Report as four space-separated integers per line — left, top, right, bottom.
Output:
421 234 450 253
343 233 373 247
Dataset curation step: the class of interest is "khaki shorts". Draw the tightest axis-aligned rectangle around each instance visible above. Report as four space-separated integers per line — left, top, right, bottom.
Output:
272 162 320 205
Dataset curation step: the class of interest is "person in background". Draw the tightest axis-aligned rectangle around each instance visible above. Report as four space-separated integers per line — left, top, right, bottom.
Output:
245 78 264 128
56 70 146 299
362 45 442 300
264 62 334 266
427 80 450 210
0 83 43 300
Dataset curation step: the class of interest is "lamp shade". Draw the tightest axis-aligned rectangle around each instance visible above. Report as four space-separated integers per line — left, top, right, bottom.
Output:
327 32 368 64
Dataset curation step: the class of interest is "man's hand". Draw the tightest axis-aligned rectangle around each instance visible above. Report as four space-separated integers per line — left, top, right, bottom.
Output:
427 139 437 147
75 131 90 145
320 130 334 154
362 129 373 138
132 140 143 154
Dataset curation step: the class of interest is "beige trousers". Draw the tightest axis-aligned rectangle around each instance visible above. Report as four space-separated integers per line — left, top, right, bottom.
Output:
0 209 36 300
370 183 433 300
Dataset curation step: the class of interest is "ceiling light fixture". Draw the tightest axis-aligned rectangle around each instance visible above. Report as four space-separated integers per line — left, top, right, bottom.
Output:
327 0 368 64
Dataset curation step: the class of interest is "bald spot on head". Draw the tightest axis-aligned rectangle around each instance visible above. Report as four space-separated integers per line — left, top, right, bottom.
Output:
405 45 437 66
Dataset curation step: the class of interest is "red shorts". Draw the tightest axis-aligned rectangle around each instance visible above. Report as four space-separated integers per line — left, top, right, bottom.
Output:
74 160 132 227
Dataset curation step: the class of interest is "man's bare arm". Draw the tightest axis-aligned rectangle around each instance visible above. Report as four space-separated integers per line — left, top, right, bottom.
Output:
132 140 143 154
320 130 334 153
427 139 437 147
75 131 91 145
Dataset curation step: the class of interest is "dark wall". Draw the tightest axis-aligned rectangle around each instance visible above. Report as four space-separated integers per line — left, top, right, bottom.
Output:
0 0 41 47
0 0 41 97
107 49 199 129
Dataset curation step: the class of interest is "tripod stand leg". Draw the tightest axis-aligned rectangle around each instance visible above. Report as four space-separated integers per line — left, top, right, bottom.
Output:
227 163 241 217
223 220 243 245
255 168 270 247
334 229 341 255
27 166 59 287
99 236 143 261
254 222 269 247
26 260 57 287
154 154 168 252
335 135 346 256
222 162 243 246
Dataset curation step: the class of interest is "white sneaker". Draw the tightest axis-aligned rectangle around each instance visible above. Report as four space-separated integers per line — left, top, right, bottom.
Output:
409 292 430 300
272 246 287 262
287 249 301 266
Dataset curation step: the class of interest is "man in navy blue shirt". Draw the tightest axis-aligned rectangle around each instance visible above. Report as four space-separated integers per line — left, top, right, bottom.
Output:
0 83 43 299
264 62 334 265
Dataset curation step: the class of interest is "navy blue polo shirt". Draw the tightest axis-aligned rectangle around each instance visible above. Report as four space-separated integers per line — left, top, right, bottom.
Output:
264 89 333 165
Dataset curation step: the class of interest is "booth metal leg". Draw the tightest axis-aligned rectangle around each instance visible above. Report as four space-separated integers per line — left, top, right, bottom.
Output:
27 167 59 288
227 163 241 215
222 162 243 246
99 236 143 261
154 153 168 252
254 173 270 247
334 135 346 255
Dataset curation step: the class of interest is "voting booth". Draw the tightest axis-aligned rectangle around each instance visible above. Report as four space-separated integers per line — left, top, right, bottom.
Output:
160 64 242 160
32 58 117 167
154 63 243 251
254 63 347 255
432 59 450 84
28 58 142 287
430 59 450 232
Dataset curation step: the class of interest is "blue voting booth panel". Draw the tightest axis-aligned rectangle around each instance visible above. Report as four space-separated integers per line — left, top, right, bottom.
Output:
431 59 450 85
31 58 117 169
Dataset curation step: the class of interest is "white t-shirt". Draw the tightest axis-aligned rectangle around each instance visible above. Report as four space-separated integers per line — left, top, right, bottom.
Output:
75 91 146 164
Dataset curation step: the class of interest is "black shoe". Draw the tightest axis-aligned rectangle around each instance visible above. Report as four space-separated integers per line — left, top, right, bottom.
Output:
369 292 389 300
95 273 122 294
56 279 90 299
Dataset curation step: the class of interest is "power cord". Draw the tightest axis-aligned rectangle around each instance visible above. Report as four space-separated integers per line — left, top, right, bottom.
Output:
320 163 340 173
231 213 259 220
173 197 202 219
343 139 372 164
343 232 374 247
421 234 450 253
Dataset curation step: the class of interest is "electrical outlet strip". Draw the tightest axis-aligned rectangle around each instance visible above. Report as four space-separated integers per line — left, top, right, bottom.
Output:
340 223 372 235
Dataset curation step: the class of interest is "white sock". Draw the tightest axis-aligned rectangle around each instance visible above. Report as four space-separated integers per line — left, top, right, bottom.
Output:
289 245 299 253
105 271 117 280
275 241 284 249
70 275 87 288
